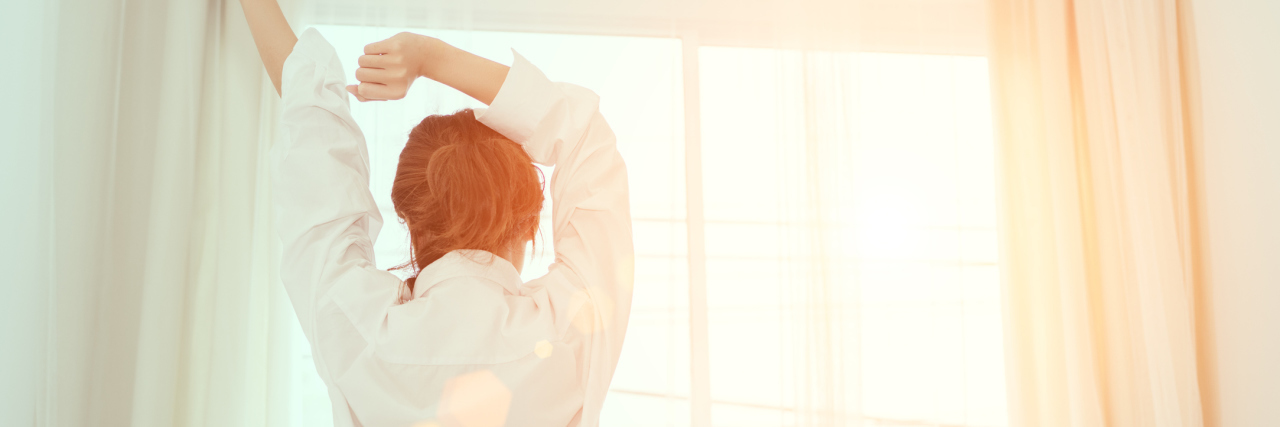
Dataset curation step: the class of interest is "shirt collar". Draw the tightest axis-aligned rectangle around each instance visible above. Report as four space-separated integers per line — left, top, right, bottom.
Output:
411 249 523 299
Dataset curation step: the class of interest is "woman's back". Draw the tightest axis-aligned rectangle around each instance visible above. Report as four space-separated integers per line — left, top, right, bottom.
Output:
332 251 587 427
272 29 633 427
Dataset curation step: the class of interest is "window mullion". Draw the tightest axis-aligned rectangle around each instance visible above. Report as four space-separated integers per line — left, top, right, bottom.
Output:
681 31 712 427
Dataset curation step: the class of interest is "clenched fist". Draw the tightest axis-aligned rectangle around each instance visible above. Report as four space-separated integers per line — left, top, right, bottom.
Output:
346 32 442 102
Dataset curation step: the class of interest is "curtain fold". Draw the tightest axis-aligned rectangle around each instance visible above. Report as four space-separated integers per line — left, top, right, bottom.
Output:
30 0 295 426
988 0 1205 425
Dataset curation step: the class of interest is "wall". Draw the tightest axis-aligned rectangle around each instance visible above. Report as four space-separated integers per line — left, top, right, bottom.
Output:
1191 0 1280 425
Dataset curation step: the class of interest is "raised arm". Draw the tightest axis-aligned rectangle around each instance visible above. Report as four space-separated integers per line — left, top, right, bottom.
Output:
239 0 297 95
347 32 508 104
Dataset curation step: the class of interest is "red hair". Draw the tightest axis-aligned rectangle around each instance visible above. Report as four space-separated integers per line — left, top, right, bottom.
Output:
391 109 543 289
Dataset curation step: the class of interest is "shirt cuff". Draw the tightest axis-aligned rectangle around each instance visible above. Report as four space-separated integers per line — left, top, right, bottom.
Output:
281 28 347 103
473 50 562 164
286 28 339 71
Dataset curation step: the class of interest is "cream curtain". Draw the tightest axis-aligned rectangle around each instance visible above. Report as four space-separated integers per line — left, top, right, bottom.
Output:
988 0 1206 425
2 0 305 426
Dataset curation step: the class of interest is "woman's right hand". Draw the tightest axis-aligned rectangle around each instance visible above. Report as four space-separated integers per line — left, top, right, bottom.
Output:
349 32 510 106
347 32 441 102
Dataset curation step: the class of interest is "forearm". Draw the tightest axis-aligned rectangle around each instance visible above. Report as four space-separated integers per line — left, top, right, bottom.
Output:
353 33 509 103
240 0 297 95
418 39 510 105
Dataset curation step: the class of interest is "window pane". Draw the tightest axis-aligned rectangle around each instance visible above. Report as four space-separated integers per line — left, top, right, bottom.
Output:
699 46 1005 426
601 392 692 427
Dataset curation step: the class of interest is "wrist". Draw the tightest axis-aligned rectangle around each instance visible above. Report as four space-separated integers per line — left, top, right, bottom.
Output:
414 36 450 79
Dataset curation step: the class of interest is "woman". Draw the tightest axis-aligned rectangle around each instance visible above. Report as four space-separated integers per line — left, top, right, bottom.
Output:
240 0 635 426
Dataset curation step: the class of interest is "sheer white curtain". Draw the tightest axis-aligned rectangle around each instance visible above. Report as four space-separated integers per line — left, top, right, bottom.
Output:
2 0 300 425
988 0 1206 425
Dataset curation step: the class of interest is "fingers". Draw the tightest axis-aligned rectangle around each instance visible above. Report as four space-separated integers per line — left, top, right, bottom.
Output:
355 34 418 101
354 66 411 100
356 81 402 101
346 85 366 102
354 67 394 83
357 54 388 68
364 38 394 55
346 84 382 102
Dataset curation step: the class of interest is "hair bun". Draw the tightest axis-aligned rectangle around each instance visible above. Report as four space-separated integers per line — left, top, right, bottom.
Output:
389 109 544 279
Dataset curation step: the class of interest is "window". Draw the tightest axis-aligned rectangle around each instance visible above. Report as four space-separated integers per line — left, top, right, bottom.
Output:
287 25 1004 427
698 48 1005 426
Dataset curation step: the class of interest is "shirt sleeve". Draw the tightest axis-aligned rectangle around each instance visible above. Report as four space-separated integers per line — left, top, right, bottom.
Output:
474 51 636 422
272 28 401 382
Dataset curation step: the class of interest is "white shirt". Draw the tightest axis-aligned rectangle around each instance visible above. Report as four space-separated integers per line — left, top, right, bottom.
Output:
272 28 634 427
